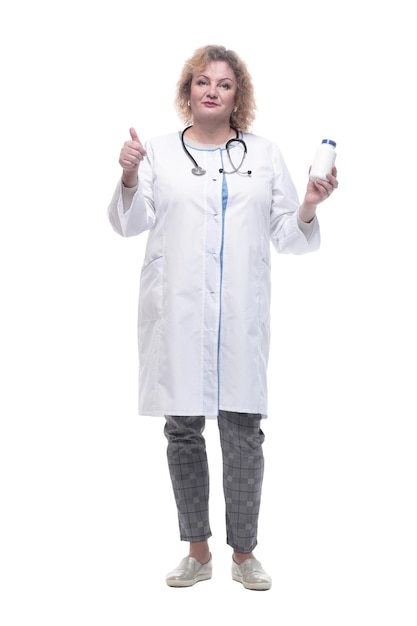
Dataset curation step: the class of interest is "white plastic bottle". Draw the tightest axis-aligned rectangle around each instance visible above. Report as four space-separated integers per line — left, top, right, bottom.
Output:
309 139 337 181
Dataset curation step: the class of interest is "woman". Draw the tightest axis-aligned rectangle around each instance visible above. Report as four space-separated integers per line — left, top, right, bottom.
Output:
108 44 338 590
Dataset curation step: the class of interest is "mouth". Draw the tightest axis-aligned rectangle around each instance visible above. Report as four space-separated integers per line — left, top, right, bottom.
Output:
202 101 219 108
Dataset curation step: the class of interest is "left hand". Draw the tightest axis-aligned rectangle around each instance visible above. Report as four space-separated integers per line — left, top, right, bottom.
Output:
299 165 338 223
305 165 338 205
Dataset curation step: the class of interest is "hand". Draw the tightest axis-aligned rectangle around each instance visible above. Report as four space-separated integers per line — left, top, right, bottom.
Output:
305 165 338 205
299 165 338 223
119 128 147 186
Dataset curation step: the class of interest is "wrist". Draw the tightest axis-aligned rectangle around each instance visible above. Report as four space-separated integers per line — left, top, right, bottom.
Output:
122 171 138 188
298 202 317 223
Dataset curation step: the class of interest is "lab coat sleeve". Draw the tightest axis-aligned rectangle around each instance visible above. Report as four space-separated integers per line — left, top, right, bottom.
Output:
107 148 156 237
269 144 321 254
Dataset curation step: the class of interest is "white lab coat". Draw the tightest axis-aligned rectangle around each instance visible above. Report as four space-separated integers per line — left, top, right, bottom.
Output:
108 131 320 418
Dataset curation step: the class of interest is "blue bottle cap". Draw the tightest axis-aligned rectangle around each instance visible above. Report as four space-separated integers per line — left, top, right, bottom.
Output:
322 139 336 147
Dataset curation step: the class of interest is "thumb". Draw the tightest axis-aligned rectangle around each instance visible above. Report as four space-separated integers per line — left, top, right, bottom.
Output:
129 127 139 142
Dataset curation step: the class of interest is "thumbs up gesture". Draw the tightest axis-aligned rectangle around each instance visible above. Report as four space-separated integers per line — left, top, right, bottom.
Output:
119 128 147 186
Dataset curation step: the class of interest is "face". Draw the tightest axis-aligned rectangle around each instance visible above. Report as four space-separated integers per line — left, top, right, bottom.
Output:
189 61 237 125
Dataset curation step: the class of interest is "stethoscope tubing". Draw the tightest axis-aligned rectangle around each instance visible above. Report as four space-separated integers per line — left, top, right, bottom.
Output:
181 126 251 176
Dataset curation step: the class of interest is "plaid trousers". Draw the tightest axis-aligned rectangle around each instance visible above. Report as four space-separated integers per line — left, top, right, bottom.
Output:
164 411 265 553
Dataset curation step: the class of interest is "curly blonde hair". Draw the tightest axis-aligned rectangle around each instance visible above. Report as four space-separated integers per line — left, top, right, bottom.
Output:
174 45 256 133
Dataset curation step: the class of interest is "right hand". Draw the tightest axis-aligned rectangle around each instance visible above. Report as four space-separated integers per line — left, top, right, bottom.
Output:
119 127 147 173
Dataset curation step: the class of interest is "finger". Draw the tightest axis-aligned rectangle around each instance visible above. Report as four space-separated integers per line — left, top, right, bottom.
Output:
125 146 146 162
128 129 147 159
120 153 140 167
121 143 146 166
124 144 142 157
326 171 339 188
129 127 140 142
314 179 332 196
119 160 135 171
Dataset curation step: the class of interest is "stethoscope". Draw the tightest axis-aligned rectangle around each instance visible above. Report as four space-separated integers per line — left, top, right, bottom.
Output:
181 126 252 176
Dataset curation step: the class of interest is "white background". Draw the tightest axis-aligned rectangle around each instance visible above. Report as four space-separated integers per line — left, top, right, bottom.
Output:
1 1 416 624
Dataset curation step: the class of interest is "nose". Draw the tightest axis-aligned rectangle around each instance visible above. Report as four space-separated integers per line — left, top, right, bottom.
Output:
206 86 218 99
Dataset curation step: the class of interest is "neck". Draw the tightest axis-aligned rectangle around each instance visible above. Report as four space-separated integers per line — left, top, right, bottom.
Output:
185 123 236 145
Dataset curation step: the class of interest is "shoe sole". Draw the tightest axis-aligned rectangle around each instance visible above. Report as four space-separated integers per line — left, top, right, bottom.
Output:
166 573 212 587
232 574 271 591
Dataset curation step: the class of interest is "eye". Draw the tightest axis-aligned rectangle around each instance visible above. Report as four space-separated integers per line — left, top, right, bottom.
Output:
197 79 208 86
219 83 231 90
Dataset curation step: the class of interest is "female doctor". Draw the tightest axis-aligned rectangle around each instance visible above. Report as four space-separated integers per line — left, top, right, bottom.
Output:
108 44 338 591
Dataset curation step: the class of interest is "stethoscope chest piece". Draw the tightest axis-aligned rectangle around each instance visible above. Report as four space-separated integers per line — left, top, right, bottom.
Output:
192 166 206 176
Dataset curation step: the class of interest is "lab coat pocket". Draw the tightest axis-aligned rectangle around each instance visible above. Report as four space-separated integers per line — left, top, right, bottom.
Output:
139 256 164 322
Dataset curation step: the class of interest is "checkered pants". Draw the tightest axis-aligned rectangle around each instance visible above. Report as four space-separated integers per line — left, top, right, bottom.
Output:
164 411 265 553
